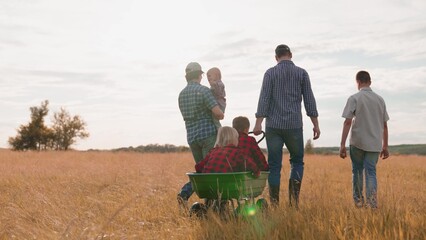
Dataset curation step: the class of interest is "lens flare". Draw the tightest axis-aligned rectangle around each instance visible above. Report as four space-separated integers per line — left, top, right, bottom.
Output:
245 206 257 216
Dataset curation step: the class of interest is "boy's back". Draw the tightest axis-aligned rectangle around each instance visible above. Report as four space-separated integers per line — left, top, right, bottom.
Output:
237 132 269 171
343 87 389 152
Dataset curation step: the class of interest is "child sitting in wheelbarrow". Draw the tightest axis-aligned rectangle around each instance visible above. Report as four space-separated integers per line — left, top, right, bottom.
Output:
232 116 269 171
195 126 260 177
190 126 269 217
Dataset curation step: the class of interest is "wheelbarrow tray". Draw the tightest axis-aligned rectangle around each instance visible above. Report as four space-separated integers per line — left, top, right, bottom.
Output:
187 171 269 200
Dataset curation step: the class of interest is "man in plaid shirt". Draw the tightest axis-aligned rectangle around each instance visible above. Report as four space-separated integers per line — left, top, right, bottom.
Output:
195 126 260 177
232 116 269 171
177 62 224 207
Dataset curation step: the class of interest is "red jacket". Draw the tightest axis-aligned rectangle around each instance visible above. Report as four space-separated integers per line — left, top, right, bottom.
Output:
195 145 260 177
237 132 269 171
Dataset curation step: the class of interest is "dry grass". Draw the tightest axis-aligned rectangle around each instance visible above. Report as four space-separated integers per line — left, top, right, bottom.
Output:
0 150 425 239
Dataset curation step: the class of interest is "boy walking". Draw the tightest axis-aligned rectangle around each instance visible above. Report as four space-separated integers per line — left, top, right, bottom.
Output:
340 70 390 209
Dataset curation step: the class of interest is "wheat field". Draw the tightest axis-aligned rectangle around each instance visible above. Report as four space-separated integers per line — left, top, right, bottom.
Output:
0 149 425 240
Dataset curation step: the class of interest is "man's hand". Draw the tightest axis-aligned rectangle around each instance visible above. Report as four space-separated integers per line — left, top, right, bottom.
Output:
380 148 389 159
340 145 347 159
252 125 262 136
253 118 264 136
313 126 321 140
252 124 262 136
310 117 320 140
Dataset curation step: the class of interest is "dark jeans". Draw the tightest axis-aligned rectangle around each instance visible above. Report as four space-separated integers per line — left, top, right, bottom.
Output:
179 135 216 199
265 127 304 187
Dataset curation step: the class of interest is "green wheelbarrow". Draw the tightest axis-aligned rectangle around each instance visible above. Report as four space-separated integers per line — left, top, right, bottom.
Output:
186 171 269 218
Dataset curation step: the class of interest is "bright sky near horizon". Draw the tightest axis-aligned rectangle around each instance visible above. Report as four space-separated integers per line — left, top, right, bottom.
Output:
1 0 425 150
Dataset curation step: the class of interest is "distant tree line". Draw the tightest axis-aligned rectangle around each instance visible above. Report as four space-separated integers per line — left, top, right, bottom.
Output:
112 144 190 153
8 100 89 151
109 143 426 155
111 141 317 154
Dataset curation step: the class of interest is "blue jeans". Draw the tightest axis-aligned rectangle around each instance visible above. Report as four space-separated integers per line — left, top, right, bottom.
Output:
350 145 379 208
179 135 217 199
265 127 304 187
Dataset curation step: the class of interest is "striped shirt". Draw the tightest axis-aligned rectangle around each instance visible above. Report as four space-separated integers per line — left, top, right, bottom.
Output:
179 81 218 144
255 60 318 129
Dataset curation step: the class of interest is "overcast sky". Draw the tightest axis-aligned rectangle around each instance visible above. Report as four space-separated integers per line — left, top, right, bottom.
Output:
1 0 425 150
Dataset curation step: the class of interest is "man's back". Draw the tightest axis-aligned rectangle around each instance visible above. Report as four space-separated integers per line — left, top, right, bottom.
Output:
179 83 212 120
256 60 318 129
178 82 217 144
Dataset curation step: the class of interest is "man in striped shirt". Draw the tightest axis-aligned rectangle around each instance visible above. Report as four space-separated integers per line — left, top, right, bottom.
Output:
253 44 321 208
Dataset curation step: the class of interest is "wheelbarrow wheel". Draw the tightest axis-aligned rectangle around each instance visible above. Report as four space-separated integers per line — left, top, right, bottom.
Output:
256 198 268 212
189 202 207 219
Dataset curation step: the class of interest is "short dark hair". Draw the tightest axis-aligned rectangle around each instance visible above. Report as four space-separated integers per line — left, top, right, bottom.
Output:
275 44 291 58
185 71 202 81
356 71 371 83
232 116 250 132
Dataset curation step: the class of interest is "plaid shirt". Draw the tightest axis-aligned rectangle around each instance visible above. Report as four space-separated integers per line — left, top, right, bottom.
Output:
237 132 269 171
195 145 260 177
256 60 318 129
179 81 219 144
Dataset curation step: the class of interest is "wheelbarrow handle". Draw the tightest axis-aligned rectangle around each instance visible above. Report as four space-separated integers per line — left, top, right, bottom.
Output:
248 131 265 144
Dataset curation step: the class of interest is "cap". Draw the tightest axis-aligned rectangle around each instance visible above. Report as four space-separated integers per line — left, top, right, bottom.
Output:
275 44 291 55
185 62 203 74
